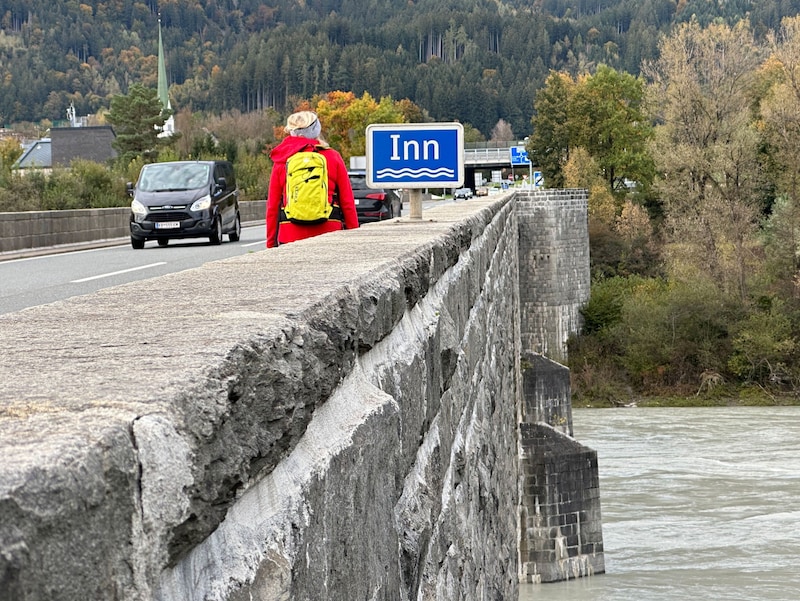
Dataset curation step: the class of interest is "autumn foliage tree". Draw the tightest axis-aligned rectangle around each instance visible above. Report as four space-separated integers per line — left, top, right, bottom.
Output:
528 66 654 193
530 67 658 280
528 71 573 188
275 91 419 164
644 19 764 301
0 138 22 184
758 16 800 299
571 18 800 402
315 91 406 162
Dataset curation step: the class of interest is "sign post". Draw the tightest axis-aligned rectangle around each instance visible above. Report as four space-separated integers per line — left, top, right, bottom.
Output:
367 123 464 220
409 189 423 219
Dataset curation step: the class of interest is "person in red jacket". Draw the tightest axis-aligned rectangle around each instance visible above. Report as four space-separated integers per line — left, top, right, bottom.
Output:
266 111 359 247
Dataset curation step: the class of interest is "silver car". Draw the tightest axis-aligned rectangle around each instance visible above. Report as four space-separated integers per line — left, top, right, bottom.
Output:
454 187 473 200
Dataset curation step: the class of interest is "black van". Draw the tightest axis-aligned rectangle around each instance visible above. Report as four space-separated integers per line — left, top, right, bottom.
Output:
128 160 240 249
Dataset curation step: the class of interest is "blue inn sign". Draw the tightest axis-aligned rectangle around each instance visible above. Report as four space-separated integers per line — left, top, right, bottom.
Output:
366 123 464 189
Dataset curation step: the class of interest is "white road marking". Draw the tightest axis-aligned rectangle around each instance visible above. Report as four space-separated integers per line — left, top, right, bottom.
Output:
71 262 168 283
0 243 129 264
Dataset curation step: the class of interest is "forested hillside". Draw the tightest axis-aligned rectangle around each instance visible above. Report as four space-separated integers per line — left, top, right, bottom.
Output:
1 0 798 136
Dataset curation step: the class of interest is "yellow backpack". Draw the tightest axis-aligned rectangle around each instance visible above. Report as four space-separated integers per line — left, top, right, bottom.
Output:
283 148 332 224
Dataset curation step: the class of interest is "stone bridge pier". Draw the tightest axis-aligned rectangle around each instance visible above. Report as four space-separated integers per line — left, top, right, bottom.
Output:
0 190 603 600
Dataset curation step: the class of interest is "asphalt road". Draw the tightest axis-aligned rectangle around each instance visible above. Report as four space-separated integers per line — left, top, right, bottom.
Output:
0 198 461 316
0 224 268 316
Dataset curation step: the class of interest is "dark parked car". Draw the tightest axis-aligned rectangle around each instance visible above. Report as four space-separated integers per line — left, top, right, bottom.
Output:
348 171 402 223
128 160 240 249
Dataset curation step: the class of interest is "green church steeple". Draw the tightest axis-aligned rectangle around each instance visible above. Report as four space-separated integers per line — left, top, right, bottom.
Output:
157 15 175 137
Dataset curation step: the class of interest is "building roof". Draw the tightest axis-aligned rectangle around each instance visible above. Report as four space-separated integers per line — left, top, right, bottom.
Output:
14 138 52 169
50 126 117 166
14 125 118 170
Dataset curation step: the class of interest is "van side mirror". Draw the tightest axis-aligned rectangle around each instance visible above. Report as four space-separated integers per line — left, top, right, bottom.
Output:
126 182 134 196
215 177 227 193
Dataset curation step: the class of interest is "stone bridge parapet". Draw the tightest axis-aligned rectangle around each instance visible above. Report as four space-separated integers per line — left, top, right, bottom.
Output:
0 190 601 600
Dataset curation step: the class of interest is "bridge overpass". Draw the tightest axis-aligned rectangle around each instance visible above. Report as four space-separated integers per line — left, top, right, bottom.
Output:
464 142 534 186
465 143 521 166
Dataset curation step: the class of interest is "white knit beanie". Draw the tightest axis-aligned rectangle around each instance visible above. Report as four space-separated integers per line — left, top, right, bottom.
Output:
286 111 321 139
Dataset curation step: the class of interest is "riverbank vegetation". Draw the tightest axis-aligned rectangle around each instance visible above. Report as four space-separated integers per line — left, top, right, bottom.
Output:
564 17 800 406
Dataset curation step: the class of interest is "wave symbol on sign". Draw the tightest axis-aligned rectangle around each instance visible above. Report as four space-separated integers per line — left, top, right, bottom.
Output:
376 167 455 179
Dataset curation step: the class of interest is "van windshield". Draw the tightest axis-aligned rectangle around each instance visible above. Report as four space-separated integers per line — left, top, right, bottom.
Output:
138 163 210 192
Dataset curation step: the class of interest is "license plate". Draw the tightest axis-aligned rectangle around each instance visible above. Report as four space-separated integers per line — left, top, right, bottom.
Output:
155 221 180 229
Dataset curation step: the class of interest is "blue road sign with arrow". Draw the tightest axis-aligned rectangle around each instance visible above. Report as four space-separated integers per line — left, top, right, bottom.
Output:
366 123 464 189
510 146 530 165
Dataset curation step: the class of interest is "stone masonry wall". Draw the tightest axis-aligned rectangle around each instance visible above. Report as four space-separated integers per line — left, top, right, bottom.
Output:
0 189 601 598
0 195 521 600
521 351 573 435
516 189 590 363
515 188 604 585
516 350 605 584
518 423 604 583
155 196 523 600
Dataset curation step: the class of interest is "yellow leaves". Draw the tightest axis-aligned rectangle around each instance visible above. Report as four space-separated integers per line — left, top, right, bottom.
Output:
615 200 653 242
395 98 424 123
287 91 414 163
563 147 597 190
564 147 617 226
317 90 357 112
0 137 22 168
759 55 785 81
589 183 617 226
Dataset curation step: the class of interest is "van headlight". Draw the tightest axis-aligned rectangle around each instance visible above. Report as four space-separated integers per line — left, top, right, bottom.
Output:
131 199 147 218
191 195 212 212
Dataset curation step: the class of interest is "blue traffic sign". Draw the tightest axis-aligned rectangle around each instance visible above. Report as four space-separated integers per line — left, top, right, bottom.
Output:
533 171 544 188
510 146 530 165
366 123 464 189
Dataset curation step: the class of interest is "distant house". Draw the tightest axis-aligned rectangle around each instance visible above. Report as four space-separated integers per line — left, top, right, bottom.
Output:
14 126 118 173
14 138 52 172
50 126 117 166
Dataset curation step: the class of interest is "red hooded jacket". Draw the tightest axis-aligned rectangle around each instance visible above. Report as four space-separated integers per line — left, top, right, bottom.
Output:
266 136 359 248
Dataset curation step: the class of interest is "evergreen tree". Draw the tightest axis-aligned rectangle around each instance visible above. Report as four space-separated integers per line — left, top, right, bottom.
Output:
106 84 171 165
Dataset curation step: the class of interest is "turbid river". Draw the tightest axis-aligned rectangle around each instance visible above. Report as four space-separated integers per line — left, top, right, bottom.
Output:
519 406 800 601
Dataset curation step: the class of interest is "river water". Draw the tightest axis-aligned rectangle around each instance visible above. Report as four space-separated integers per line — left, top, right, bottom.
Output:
519 406 800 601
